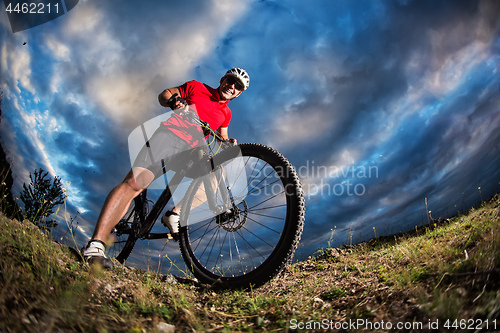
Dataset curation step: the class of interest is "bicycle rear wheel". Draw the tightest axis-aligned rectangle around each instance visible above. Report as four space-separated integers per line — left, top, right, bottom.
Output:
179 143 305 288
107 195 142 263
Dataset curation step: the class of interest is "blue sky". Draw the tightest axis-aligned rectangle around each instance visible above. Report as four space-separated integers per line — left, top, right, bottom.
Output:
1 0 500 271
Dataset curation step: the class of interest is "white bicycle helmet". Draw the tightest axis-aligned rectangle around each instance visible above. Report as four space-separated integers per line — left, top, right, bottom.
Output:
223 68 250 90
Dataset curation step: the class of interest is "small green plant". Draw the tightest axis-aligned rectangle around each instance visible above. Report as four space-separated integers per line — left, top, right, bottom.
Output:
321 286 346 300
327 226 336 247
314 263 327 271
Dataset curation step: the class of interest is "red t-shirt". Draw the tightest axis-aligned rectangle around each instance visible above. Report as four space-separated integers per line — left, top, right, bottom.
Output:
162 80 231 146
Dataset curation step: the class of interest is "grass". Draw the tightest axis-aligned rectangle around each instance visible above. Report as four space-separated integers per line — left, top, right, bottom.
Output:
0 189 499 331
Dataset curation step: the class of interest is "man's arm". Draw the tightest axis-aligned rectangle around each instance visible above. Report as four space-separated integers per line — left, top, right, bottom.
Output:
218 127 237 145
218 127 229 140
158 87 183 109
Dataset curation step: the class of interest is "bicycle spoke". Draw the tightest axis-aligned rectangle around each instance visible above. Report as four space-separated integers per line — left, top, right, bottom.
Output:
247 190 284 210
232 158 268 199
245 214 284 234
234 228 268 260
249 203 287 211
197 221 220 264
191 219 218 251
228 229 253 274
248 176 279 197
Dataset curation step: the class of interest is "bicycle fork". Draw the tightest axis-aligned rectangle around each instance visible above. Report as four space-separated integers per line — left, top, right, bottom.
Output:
199 154 233 216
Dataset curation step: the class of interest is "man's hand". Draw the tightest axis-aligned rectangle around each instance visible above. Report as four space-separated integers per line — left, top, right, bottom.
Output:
166 93 187 110
159 88 185 109
220 138 237 149
172 101 186 110
171 98 187 110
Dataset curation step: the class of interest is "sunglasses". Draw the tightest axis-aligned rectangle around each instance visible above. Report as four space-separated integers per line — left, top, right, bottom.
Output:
226 76 244 91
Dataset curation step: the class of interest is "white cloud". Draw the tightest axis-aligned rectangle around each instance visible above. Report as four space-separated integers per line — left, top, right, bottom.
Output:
1 43 8 76
17 109 57 175
64 3 104 36
269 106 335 147
427 40 489 98
155 0 252 80
6 45 35 94
87 72 152 128
44 35 71 61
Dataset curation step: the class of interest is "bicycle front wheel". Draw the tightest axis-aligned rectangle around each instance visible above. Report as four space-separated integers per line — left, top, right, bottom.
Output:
179 143 305 288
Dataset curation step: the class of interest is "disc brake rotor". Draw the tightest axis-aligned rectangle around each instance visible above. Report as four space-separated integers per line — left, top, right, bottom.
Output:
216 200 248 232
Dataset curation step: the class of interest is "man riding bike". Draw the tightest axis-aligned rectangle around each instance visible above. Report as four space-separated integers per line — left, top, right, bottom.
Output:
82 68 250 269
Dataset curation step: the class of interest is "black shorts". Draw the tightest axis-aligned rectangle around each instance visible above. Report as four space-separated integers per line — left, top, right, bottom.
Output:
132 126 197 179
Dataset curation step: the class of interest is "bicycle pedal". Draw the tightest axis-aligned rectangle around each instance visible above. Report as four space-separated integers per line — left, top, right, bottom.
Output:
167 233 180 242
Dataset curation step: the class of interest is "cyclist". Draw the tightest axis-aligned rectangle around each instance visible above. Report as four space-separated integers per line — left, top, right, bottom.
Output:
82 68 250 269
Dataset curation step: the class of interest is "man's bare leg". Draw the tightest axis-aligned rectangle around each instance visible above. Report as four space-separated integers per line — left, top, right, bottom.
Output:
171 172 221 216
164 173 219 237
92 167 154 244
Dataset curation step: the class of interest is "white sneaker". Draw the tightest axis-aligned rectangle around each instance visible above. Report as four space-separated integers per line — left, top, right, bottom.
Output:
162 211 180 236
82 240 114 270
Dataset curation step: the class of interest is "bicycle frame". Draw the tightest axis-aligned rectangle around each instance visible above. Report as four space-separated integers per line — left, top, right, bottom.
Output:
135 142 232 241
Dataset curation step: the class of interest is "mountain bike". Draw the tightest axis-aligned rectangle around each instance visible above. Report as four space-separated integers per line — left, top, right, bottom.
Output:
107 95 305 288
